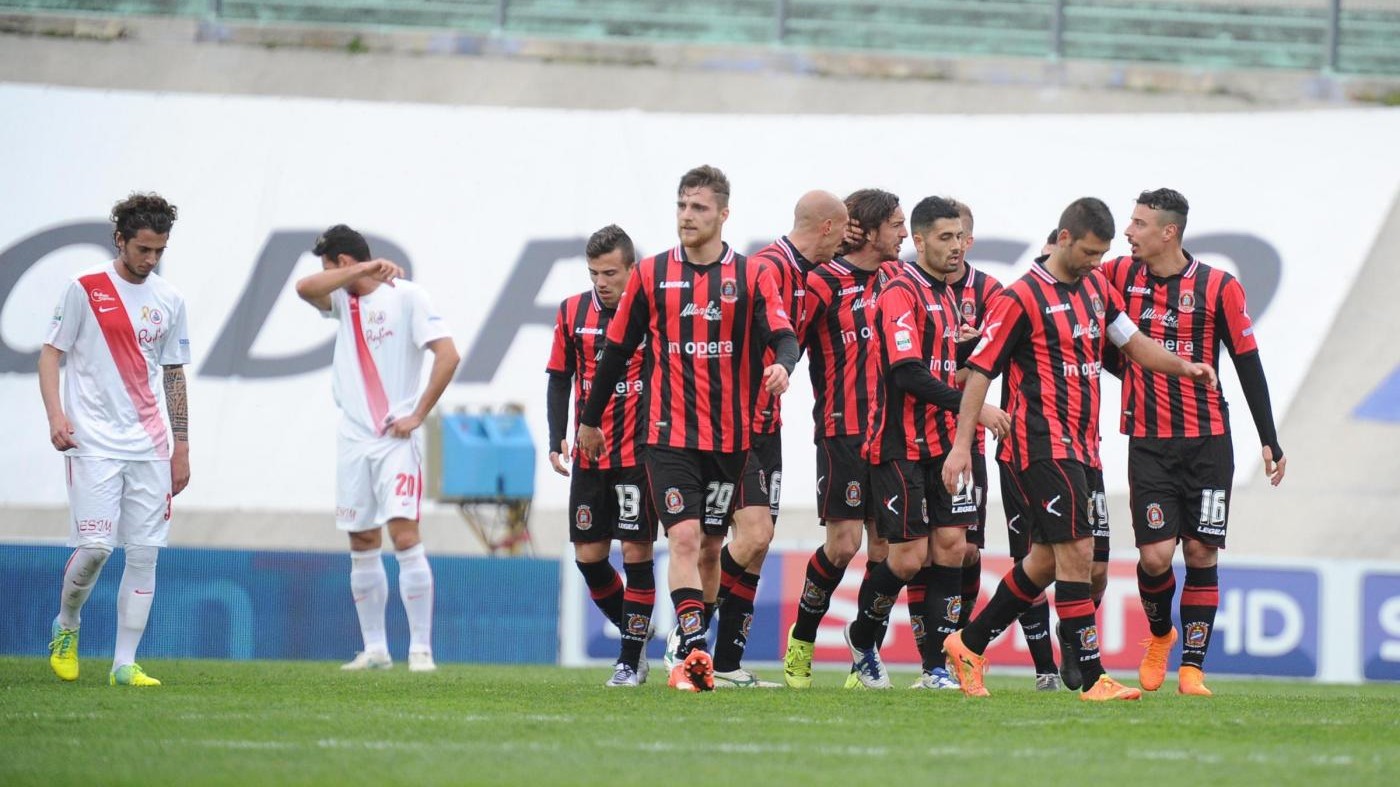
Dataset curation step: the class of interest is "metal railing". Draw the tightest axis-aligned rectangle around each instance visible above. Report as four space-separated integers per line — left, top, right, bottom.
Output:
2 0 1396 75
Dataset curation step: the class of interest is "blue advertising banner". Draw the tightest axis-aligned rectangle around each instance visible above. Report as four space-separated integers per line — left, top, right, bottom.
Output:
1362 572 1400 681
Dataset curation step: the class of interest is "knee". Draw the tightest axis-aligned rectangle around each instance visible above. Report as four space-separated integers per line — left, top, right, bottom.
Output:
962 542 981 566
124 545 158 571
1183 541 1218 568
1138 546 1174 576
349 530 381 552
669 529 702 562
620 542 654 563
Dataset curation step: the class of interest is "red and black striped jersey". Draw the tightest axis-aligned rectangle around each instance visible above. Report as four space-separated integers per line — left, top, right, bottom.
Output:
750 237 817 435
802 259 891 441
1101 254 1258 439
948 263 1005 456
605 243 795 453
546 289 646 470
969 261 1129 471
865 263 963 464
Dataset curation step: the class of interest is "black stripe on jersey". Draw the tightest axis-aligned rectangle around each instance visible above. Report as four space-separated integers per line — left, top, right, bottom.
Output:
1024 281 1070 450
655 256 678 442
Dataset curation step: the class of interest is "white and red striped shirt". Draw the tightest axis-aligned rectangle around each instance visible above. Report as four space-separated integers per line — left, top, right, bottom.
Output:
45 261 190 461
322 281 451 440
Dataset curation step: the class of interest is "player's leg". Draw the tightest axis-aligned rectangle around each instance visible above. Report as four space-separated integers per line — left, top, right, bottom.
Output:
957 452 989 630
714 435 780 685
945 540 1053 698
380 435 435 671
51 456 121 681
570 468 625 631
338 438 390 670
911 457 977 688
109 459 172 686
993 459 1057 686
1129 437 1185 691
608 465 656 687
1176 434 1233 696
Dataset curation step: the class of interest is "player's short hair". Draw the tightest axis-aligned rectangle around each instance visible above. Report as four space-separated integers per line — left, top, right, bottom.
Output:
910 196 962 237
312 224 372 262
111 193 177 246
1046 229 1060 245
842 188 900 254
948 198 974 233
1058 198 1115 243
678 165 731 209
1136 188 1189 236
586 224 636 266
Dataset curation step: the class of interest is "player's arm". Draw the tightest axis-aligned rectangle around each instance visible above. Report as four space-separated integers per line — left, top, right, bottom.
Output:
39 344 77 451
545 301 576 477
1217 278 1285 484
387 337 460 439
294 259 405 311
579 272 649 460
163 365 191 495
1118 328 1216 387
752 260 799 395
943 370 994 494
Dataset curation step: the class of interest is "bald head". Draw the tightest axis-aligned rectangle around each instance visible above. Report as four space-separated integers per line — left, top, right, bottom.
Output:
794 190 847 231
789 190 849 264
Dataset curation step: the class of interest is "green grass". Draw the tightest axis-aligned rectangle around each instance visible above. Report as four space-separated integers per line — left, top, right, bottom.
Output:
3 657 1399 786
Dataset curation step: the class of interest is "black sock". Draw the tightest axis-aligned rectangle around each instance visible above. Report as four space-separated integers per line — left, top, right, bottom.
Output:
850 561 903 650
1020 594 1057 674
962 563 1042 654
1056 580 1104 689
906 567 933 670
865 560 893 648
958 555 981 631
792 546 846 643
715 545 745 606
577 558 624 630
1137 563 1177 638
1180 565 1219 669
924 563 963 669
703 601 717 630
713 571 759 672
618 560 655 669
672 588 708 656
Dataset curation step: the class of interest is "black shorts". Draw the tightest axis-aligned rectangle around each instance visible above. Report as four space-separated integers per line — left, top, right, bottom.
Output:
1128 434 1235 549
999 458 1034 560
569 464 658 543
733 432 782 523
815 435 871 524
1086 465 1110 562
1008 459 1095 546
964 452 989 549
870 455 978 544
645 446 748 535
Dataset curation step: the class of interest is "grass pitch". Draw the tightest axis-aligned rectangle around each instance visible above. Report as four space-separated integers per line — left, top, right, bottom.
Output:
2 657 1397 786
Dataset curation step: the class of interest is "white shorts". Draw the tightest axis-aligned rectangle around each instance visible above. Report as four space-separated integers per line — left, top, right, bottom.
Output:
335 432 423 532
65 456 173 548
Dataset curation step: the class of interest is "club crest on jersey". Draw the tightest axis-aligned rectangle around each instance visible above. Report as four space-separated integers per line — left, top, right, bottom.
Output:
1090 294 1105 316
845 481 863 508
801 580 828 607
1184 622 1210 649
1178 291 1197 313
140 306 163 325
626 614 650 637
960 299 977 322
574 504 593 531
664 488 685 515
720 278 739 303
946 596 962 622
1080 626 1099 651
679 610 703 635
1146 503 1166 530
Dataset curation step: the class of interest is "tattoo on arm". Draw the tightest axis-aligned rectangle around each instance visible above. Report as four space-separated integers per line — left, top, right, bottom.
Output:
164 366 188 442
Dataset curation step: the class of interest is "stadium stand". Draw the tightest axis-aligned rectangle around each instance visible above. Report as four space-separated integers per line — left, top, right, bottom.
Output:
1 0 1397 75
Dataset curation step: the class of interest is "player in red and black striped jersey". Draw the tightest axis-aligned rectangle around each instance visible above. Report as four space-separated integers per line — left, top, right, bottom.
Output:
782 188 909 688
707 191 848 688
1106 188 1286 697
843 196 1011 690
545 225 657 688
942 197 1217 702
577 166 799 692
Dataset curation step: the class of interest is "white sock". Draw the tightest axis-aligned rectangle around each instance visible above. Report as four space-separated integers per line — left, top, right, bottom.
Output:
350 549 389 654
113 545 158 669
58 546 112 630
395 544 434 654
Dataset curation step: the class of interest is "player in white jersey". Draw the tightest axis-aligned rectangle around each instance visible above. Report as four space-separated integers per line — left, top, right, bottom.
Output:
296 225 460 672
40 193 191 687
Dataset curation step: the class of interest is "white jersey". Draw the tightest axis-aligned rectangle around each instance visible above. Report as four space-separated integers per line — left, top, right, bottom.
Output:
45 261 191 461
322 280 451 440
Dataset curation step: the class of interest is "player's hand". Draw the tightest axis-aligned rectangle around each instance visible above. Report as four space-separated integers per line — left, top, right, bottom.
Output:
1185 362 1218 390
550 439 571 477
942 446 973 495
958 323 980 342
576 425 605 462
171 442 191 496
385 412 423 438
842 218 867 252
360 258 405 286
48 413 78 451
1262 445 1286 487
763 364 790 395
978 404 1011 439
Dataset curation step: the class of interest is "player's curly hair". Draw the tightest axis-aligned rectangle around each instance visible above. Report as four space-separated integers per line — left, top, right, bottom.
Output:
1136 187 1189 236
110 193 178 248
678 165 731 209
